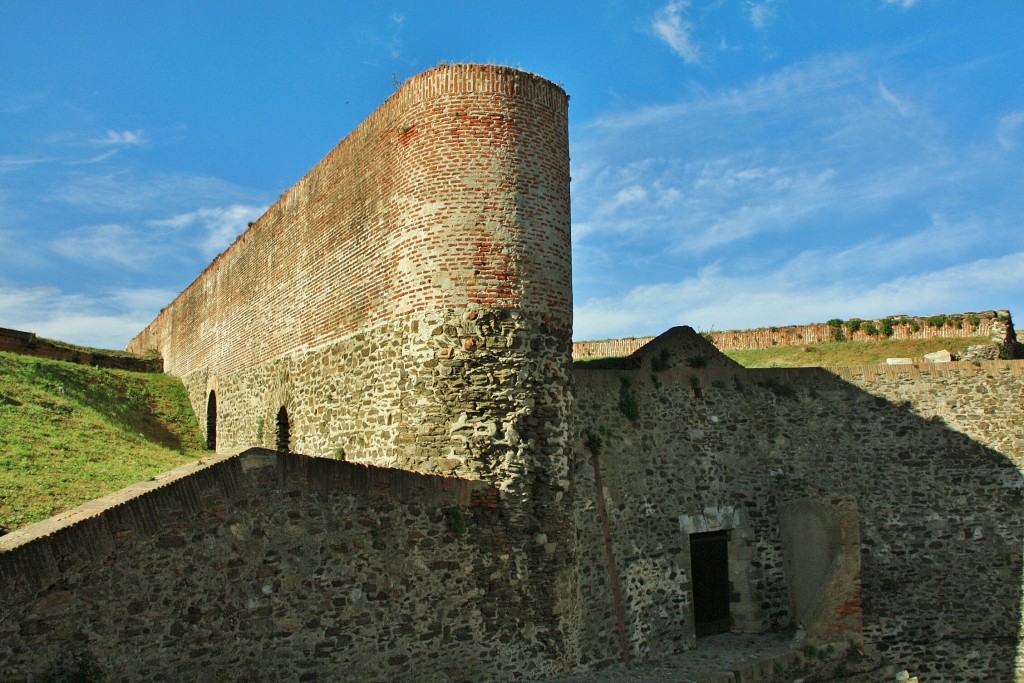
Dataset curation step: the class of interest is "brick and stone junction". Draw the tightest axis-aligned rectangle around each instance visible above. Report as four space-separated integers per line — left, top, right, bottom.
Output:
2 65 1024 682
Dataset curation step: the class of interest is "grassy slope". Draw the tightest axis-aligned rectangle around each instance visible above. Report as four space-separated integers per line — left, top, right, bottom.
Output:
0 350 204 531
722 336 991 368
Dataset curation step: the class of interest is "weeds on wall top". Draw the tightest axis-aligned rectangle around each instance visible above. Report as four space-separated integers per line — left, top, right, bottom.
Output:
826 319 846 342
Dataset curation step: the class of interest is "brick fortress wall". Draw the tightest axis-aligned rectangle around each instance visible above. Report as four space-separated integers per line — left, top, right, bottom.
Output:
128 65 574 500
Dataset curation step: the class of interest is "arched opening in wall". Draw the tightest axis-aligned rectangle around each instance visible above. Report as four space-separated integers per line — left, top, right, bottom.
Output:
276 406 290 453
206 391 217 451
690 530 731 637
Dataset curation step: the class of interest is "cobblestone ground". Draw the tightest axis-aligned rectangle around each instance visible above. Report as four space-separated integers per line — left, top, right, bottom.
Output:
537 632 798 683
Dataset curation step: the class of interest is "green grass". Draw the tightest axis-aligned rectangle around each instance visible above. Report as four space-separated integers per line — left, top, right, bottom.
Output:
723 336 992 368
0 350 204 532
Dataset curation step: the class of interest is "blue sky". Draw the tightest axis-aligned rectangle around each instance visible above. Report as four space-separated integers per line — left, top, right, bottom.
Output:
1 1 1022 348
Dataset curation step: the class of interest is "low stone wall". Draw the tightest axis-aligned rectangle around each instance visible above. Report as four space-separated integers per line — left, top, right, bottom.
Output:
0 327 162 372
0 449 577 683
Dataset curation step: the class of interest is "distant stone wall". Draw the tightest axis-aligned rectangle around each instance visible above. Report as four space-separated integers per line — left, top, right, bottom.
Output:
573 337 653 360
571 360 1024 681
571 310 1017 359
0 449 577 683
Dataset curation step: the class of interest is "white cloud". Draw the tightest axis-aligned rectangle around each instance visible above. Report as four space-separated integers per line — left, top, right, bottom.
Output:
570 46 1024 339
574 247 1024 340
0 285 176 349
996 111 1024 150
70 150 119 165
652 1 700 64
748 1 775 29
48 203 265 271
93 129 146 146
149 204 266 258
884 0 919 7
364 12 404 62
51 224 157 270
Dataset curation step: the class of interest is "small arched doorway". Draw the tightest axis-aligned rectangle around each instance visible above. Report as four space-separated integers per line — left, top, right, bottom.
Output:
276 406 290 453
206 391 217 451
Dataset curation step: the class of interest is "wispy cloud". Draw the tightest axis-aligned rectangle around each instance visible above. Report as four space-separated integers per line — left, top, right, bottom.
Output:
49 203 266 271
748 1 775 29
652 1 700 64
996 111 1024 150
0 155 50 173
884 0 919 8
878 79 913 117
51 224 159 270
51 171 261 214
364 12 405 62
149 204 267 258
570 47 1024 338
92 129 146 146
69 150 120 165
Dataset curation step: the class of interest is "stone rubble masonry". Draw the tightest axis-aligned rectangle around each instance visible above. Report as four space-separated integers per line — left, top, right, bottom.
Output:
0 449 577 682
571 357 1024 681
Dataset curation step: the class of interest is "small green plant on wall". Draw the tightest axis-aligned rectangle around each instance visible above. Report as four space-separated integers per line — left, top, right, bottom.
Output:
618 377 640 423
650 348 672 372
444 506 467 535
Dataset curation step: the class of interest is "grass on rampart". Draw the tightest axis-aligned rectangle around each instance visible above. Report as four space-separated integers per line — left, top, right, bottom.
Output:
0 350 204 532
723 336 991 368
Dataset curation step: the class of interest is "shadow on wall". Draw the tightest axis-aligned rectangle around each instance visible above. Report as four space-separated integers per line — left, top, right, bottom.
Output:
572 360 1024 681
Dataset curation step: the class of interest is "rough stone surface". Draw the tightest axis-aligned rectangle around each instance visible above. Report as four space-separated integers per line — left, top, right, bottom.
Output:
0 450 574 683
572 359 1024 682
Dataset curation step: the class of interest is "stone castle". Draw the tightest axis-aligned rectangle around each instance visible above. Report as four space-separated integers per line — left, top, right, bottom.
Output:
3 64 1023 682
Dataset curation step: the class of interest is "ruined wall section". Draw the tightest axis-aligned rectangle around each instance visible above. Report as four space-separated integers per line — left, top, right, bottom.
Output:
707 311 1013 351
571 361 1024 681
0 449 578 682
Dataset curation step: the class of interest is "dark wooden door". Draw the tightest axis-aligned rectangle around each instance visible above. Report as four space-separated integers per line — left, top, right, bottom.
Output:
690 530 731 637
